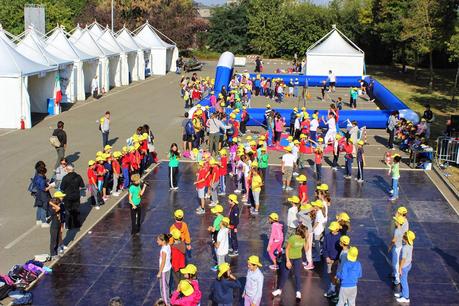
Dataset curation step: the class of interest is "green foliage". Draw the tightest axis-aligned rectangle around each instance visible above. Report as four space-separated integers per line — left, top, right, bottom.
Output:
447 27 459 63
207 1 249 54
0 0 84 35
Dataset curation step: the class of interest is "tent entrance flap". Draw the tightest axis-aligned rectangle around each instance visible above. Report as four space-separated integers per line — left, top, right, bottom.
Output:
28 71 56 114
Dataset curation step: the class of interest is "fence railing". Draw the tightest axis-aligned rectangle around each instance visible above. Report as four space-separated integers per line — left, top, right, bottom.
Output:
436 136 459 166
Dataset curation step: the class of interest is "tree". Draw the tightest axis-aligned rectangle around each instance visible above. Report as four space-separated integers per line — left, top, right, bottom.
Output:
207 1 249 54
247 0 286 57
447 26 459 104
402 0 441 92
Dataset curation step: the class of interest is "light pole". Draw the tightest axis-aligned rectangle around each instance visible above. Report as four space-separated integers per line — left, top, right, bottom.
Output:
111 0 114 32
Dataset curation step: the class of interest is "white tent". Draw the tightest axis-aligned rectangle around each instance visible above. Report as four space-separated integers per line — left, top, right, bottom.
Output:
16 27 74 110
69 26 116 95
306 25 365 76
46 26 97 101
133 21 178 75
116 27 147 81
0 28 56 129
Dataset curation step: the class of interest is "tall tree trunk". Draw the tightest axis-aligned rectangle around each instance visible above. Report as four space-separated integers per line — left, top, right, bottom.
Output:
414 52 418 80
452 62 459 106
428 50 434 93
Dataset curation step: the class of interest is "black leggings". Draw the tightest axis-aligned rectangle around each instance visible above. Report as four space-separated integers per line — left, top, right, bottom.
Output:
130 206 141 234
169 166 179 188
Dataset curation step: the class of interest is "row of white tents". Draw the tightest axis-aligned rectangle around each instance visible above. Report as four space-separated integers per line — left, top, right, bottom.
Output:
0 21 178 129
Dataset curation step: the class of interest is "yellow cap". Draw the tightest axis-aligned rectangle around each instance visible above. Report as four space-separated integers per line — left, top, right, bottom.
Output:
340 235 350 245
397 206 408 215
220 102 226 107
301 107 306 111
317 183 329 191
180 264 198 275
328 221 342 232
300 134 307 139
266 104 271 108
96 151 104 157
113 151 122 158
251 161 258 168
228 194 238 204
196 104 201 108
336 134 342 140
296 175 307 182
259 135 266 141
358 140 364 145
287 136 293 141
288 196 300 204
222 217 230 225
122 146 128 152
230 113 236 119
174 209 184 219
393 215 406 225
293 107 298 111
337 212 350 222
104 144 112 150
303 112 310 118
219 149 227 156
96 156 104 162
293 140 300 145
249 140 257 146
88 160 95 166
269 212 279 221
53 191 66 198
217 262 230 278
247 255 262 267
318 137 324 142
170 228 181 240
347 246 359 262
246 136 253 140
406 230 416 245
178 280 194 296
300 203 313 211
211 204 224 214
284 146 292 152
312 200 324 208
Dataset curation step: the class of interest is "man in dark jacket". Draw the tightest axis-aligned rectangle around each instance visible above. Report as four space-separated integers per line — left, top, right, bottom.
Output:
60 165 85 229
52 121 67 170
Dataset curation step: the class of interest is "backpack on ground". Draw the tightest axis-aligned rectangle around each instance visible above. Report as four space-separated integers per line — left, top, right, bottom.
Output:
185 119 195 136
49 136 60 148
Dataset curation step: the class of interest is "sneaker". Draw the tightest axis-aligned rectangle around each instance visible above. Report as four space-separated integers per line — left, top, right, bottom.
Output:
228 251 239 257
269 264 279 270
389 196 398 201
344 176 352 180
95 206 101 210
196 208 205 215
285 187 293 191
272 289 282 297
332 167 338 171
396 297 410 303
331 296 339 304
102 196 109 201
391 148 396 151
234 189 241 194
389 190 394 194
357 179 364 183
209 202 218 207
210 265 218 272
41 223 50 228
218 192 226 196
394 293 401 298
205 194 211 199
296 291 302 300
293 172 299 176
58 246 64 254
354 177 358 181
282 185 286 190
304 263 315 270
112 192 120 197
324 291 336 298
302 262 308 266
251 210 259 215
172 187 179 191
36 220 42 225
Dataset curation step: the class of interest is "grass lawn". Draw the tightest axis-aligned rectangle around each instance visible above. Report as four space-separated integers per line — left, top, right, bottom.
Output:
367 65 459 190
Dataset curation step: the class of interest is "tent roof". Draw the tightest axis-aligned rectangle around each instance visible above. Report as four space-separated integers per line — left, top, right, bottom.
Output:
116 27 145 52
17 27 72 67
98 28 129 54
0 29 55 77
88 22 105 40
70 27 117 58
307 27 364 56
45 26 95 62
133 22 175 50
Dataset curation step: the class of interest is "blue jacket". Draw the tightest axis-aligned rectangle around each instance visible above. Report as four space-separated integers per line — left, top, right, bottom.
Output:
210 278 241 304
228 204 240 228
337 260 362 287
323 232 342 260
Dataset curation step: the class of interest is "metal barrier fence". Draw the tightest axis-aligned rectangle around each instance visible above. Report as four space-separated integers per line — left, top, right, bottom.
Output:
436 137 459 165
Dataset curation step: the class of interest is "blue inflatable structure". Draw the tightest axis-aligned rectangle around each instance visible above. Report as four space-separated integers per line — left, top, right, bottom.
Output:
198 52 419 129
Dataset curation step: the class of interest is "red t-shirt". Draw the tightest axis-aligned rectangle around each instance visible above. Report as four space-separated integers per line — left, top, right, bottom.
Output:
95 164 105 181
231 120 240 138
170 244 186 272
220 156 228 176
301 120 310 134
210 165 220 183
112 159 121 175
299 140 308 153
141 140 148 154
298 184 308 202
196 168 208 189
315 150 323 164
121 155 130 169
87 167 97 185
344 143 353 155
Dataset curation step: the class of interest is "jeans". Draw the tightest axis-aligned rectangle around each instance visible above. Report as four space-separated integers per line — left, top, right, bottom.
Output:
392 246 402 284
112 174 119 193
278 258 302 292
345 157 353 176
313 239 322 262
229 228 238 252
316 163 322 181
36 206 47 223
218 175 226 194
392 178 399 198
102 132 109 148
310 130 317 142
357 160 364 180
122 168 130 189
211 182 219 203
400 264 412 298
55 147 65 170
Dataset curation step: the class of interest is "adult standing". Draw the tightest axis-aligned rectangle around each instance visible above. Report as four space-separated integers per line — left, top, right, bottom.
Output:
91 75 99 98
54 158 68 190
100 111 110 148
52 121 67 170
328 70 336 92
207 113 230 156
422 104 434 139
254 56 262 73
60 165 85 229
129 174 147 235
33 165 51 227
387 111 399 150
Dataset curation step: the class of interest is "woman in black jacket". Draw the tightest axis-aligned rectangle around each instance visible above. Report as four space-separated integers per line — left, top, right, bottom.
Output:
33 165 51 228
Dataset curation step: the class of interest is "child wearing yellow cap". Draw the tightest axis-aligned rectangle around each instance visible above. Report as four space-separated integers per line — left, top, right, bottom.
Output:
244 255 264 305
395 231 415 303
170 279 201 305
336 246 362 306
210 262 241 305
343 137 354 180
250 167 263 215
389 215 407 286
312 200 327 262
170 229 186 286
227 194 240 257
48 191 66 257
323 222 343 298
170 209 192 258
388 154 401 201
268 213 284 270
212 217 230 271
314 143 324 182
356 140 366 183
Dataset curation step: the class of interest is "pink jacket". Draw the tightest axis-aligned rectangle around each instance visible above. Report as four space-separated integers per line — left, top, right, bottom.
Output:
268 222 284 245
170 280 202 306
